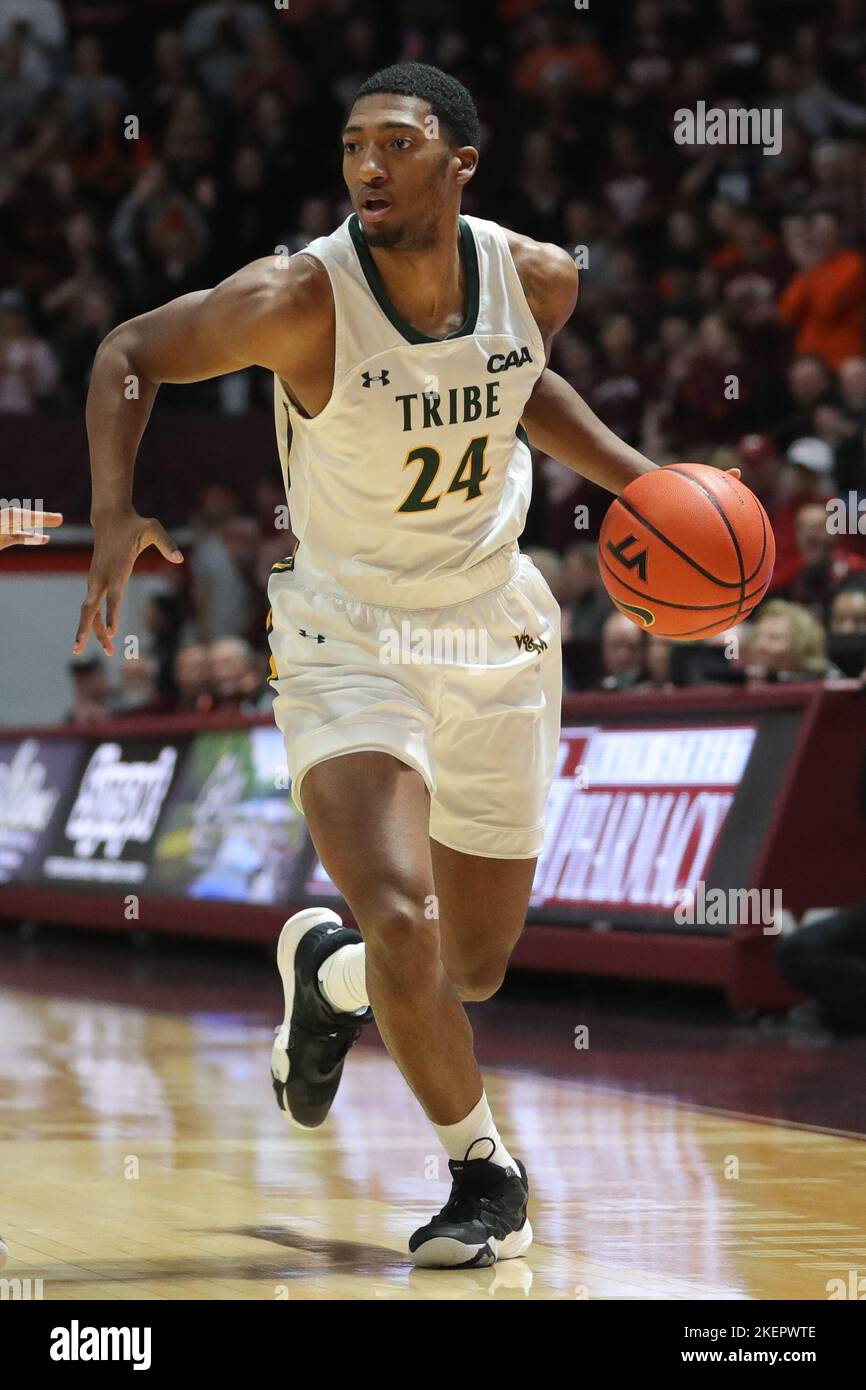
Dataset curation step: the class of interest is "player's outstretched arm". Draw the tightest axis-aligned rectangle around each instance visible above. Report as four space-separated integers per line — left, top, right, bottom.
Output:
75 254 330 655
522 367 659 495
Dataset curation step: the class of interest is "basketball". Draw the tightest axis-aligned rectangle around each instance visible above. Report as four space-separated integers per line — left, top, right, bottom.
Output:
597 464 776 640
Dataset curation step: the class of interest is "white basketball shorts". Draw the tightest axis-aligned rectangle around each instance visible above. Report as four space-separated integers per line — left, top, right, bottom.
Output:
266 548 562 859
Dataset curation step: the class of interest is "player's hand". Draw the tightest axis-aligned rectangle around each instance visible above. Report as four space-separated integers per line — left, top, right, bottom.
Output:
74 510 183 656
0 506 63 549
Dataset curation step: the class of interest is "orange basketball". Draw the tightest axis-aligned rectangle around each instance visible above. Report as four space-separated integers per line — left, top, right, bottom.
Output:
597 463 775 639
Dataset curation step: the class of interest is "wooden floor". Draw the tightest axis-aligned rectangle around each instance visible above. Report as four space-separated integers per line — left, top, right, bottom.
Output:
1 981 865 1300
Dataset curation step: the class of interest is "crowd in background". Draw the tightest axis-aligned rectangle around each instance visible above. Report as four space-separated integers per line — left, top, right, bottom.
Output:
3 0 866 704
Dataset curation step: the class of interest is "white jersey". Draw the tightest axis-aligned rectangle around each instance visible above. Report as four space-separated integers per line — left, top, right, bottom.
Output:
273 213 545 608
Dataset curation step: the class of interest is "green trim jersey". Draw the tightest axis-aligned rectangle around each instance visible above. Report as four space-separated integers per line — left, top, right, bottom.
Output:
273 213 546 608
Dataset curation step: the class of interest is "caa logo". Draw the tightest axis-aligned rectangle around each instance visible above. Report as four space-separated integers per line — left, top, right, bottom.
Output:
487 346 533 373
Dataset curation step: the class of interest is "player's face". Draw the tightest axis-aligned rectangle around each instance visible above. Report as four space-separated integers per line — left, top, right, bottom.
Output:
342 94 468 250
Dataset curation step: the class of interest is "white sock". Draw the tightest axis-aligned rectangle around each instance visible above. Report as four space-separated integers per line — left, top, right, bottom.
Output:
317 942 369 1014
432 1091 517 1171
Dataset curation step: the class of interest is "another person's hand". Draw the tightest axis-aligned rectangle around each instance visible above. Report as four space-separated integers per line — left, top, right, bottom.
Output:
74 510 183 656
0 506 63 549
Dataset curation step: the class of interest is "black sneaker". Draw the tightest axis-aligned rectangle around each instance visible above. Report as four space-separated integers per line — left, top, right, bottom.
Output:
271 908 373 1129
408 1138 533 1268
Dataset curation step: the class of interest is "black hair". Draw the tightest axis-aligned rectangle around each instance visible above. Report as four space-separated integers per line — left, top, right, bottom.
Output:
352 62 480 149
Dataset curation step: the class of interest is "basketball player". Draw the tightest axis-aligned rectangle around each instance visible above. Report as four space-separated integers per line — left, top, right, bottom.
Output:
75 64 665 1268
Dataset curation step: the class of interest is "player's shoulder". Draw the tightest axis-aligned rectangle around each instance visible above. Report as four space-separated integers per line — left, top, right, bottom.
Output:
503 227 578 304
213 252 334 332
496 225 578 337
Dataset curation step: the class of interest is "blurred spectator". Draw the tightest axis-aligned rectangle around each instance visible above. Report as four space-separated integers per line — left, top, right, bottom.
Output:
209 636 271 712
0 1 65 49
66 654 111 722
143 591 184 699
634 634 674 693
588 313 654 448
233 21 310 118
772 356 836 449
0 290 59 413
770 437 836 589
710 210 790 303
559 541 610 640
735 432 783 511
827 574 866 676
830 575 866 634
278 196 333 257
514 11 611 97
746 598 838 681
598 612 647 691
110 163 210 311
823 355 866 494
189 495 258 644
522 546 565 603
173 643 214 713
665 312 751 449
252 476 296 583
778 209 866 369
63 35 128 123
183 0 269 99
212 141 283 277
560 198 611 314
48 283 116 404
112 655 169 715
144 29 191 127
781 500 866 620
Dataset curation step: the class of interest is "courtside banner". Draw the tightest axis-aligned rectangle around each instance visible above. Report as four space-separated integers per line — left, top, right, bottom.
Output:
147 726 312 904
0 737 84 885
529 724 757 920
301 710 809 934
39 737 184 889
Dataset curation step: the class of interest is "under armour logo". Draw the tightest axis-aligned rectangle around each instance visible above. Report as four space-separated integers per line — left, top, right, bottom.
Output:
606 533 648 583
299 629 326 643
514 632 548 654
361 370 390 388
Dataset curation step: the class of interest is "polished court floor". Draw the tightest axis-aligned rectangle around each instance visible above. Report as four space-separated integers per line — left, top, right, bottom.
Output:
1 929 865 1300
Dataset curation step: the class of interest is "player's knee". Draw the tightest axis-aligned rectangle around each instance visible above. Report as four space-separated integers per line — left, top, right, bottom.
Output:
354 890 438 962
450 961 506 1002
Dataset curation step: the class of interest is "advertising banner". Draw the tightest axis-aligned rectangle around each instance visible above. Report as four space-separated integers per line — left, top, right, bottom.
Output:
530 724 757 919
148 727 308 904
0 737 84 884
41 738 182 888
